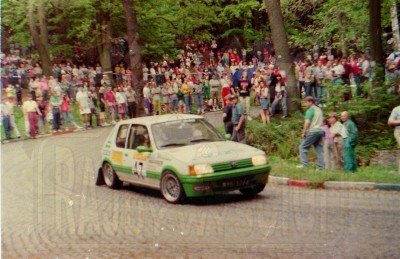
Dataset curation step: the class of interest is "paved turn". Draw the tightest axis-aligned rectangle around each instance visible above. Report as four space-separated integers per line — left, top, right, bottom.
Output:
2 127 400 258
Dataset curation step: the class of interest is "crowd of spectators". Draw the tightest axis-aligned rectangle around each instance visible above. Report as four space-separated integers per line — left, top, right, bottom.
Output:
0 40 398 144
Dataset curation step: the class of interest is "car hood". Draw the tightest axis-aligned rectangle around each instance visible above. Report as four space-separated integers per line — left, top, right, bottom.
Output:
158 141 264 164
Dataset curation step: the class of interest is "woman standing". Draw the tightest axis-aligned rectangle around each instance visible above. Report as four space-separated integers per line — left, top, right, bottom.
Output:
259 80 270 125
22 95 41 139
271 74 288 118
116 87 127 120
61 94 83 130
220 73 231 108
75 86 91 128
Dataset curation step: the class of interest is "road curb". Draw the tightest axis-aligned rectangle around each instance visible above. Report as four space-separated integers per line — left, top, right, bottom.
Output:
268 176 289 185
324 181 375 190
374 183 400 191
287 179 324 189
269 176 400 191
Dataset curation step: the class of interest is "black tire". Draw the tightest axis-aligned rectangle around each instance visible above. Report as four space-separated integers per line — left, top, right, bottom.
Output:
160 171 185 204
240 183 266 197
103 162 122 189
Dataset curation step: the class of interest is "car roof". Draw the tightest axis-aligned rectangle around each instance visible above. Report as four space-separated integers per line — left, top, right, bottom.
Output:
115 114 204 127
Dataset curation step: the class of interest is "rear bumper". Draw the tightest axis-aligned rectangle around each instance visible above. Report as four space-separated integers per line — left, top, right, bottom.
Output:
180 164 271 197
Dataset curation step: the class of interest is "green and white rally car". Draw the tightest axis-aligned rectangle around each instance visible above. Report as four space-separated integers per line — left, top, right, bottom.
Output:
96 114 271 203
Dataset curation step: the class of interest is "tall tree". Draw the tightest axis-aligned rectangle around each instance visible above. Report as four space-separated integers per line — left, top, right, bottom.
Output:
265 0 300 110
95 0 113 79
27 0 52 76
369 0 384 65
121 0 142 91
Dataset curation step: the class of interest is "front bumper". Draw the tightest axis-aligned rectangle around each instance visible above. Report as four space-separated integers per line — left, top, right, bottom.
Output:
179 164 271 197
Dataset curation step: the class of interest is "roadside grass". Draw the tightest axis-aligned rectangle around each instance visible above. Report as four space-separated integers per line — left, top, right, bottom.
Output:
217 119 400 184
269 155 400 184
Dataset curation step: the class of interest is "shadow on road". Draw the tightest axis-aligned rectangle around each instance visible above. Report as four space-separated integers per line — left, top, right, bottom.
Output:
118 183 269 206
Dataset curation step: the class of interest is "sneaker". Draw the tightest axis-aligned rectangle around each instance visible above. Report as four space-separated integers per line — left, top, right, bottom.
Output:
281 115 288 118
111 121 116 125
296 165 307 169
75 125 83 129
247 116 252 121
103 122 111 126
65 127 69 131
58 129 63 132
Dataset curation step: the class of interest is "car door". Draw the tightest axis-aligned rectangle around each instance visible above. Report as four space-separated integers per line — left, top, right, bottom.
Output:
125 124 158 188
112 123 132 182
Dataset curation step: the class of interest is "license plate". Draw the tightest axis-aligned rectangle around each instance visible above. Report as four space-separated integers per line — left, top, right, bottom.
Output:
220 178 250 188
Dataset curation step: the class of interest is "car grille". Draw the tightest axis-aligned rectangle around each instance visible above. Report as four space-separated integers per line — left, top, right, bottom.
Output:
211 158 253 172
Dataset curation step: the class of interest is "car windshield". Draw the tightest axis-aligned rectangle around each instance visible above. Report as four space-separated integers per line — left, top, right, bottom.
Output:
151 118 225 149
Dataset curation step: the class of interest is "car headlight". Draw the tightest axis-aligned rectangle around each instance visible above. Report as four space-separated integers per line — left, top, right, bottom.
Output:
189 164 214 176
252 155 268 166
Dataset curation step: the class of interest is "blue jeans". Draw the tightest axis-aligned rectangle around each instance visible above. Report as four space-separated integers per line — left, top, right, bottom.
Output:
62 111 77 127
171 98 178 111
184 95 192 113
3 115 11 139
52 108 61 130
271 95 287 116
315 82 324 105
305 82 312 97
195 94 203 112
299 130 325 169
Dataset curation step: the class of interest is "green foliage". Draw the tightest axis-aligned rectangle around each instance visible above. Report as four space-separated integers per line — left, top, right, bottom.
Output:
270 155 400 183
246 114 303 159
2 0 399 68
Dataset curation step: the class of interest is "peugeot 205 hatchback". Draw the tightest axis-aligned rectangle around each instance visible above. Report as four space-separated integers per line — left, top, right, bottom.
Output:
96 114 271 203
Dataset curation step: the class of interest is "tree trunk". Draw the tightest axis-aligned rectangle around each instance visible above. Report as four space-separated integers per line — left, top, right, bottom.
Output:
121 0 144 115
265 0 300 111
27 0 52 76
337 12 348 57
121 1 142 88
96 3 113 82
369 0 384 65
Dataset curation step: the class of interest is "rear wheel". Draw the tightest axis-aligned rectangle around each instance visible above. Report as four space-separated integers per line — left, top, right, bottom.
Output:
240 183 266 197
160 171 185 204
103 162 122 189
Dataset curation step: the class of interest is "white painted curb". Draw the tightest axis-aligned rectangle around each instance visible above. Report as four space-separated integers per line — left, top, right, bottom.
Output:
269 176 289 185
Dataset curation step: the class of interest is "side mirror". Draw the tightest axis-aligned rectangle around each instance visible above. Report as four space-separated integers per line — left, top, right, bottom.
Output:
137 146 153 153
225 134 231 140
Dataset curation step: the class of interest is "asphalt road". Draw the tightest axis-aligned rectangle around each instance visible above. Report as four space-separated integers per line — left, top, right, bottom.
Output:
2 126 400 258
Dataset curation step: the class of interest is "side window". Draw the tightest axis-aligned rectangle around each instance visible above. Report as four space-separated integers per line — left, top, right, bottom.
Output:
115 124 129 148
127 125 151 150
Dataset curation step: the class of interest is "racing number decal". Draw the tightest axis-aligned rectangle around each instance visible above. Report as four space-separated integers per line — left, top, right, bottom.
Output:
133 161 145 179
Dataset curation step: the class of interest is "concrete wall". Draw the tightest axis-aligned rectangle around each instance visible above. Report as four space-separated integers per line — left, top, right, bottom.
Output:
370 150 400 166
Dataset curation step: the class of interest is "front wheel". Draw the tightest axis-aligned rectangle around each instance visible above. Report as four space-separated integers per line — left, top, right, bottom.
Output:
160 171 185 204
103 162 122 189
240 183 266 197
